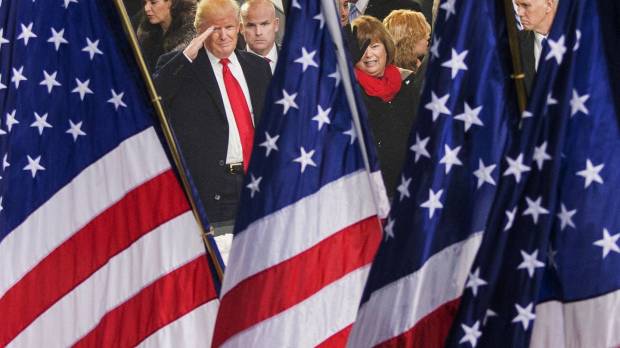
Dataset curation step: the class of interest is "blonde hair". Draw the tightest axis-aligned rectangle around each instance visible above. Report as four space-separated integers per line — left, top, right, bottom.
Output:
383 10 430 71
351 15 396 65
194 0 240 31
240 0 276 23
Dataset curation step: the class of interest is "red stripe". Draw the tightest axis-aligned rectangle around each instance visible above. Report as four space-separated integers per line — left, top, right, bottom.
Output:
375 298 461 348
0 170 189 347
213 216 381 347
73 256 218 348
316 324 353 348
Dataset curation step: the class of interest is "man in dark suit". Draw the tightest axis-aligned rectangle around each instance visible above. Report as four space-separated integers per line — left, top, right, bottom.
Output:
348 0 422 22
241 0 280 73
154 0 272 226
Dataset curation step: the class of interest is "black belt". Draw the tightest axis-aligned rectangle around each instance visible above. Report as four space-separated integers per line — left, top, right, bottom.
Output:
227 162 244 175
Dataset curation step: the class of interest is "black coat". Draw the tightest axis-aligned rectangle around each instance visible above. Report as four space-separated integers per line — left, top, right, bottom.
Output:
362 73 421 199
365 0 423 21
518 29 536 97
153 49 272 223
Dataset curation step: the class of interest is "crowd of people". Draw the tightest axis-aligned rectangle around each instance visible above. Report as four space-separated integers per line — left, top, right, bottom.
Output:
125 0 551 232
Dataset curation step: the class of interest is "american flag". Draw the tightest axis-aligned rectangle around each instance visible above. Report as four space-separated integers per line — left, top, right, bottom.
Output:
347 0 521 346
211 0 388 346
0 0 219 346
445 0 620 346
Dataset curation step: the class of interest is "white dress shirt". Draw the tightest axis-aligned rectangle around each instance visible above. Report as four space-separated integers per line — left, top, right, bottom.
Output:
247 44 278 73
350 0 370 15
205 49 255 164
534 32 547 71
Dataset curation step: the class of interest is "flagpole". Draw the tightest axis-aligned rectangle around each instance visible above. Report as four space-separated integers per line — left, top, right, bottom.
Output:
503 0 528 114
111 0 224 281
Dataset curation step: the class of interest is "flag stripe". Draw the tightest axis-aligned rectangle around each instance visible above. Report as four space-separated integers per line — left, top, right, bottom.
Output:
316 325 353 348
74 256 217 348
219 266 371 348
221 170 377 296
376 298 461 348
531 289 620 348
0 128 170 297
7 212 204 348
0 170 188 347
348 233 482 347
214 216 380 346
137 300 220 348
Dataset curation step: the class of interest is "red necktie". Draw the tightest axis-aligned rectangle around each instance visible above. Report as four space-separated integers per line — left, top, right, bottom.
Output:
220 58 254 172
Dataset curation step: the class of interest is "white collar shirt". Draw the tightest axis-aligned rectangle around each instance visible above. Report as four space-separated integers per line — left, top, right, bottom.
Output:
247 44 278 73
534 32 547 71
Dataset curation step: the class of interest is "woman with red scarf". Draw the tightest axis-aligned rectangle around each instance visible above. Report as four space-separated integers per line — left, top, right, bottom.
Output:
351 15 420 199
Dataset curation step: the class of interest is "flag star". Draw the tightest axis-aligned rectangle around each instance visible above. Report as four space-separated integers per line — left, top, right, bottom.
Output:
545 35 566 65
503 153 531 183
440 0 456 21
294 47 318 72
439 144 462 174
547 245 558 270
521 110 533 119
72 78 94 100
523 196 549 224
570 89 590 117
576 159 604 188
441 48 468 79
517 249 545 277
343 124 357 144
47 27 68 51
66 119 86 141
275 89 299 115
0 28 9 50
0 196 3 213
557 203 576 230
410 133 430 162
0 73 5 90
11 66 28 89
465 267 487 296
459 321 482 348
6 109 19 132
420 188 443 218
63 0 78 8
396 175 412 202
30 112 53 135
39 70 62 93
546 93 558 106
259 131 279 157
473 159 496 189
512 303 536 330
2 154 9 172
293 147 317 173
328 67 341 86
483 309 498 325
504 206 517 231
532 141 552 170
107 89 127 110
312 105 331 130
246 174 262 198
82 38 103 60
573 30 581 51
0 128 5 136
593 228 620 258
430 36 440 59
17 22 37 46
454 102 484 132
291 0 301 9
313 12 325 29
384 218 395 241
425 91 451 121
23 155 46 178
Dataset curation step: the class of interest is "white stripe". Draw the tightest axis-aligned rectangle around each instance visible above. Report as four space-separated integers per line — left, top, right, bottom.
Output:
347 233 483 348
222 265 370 348
531 289 620 348
8 212 205 348
222 170 377 296
0 127 170 297
138 299 219 348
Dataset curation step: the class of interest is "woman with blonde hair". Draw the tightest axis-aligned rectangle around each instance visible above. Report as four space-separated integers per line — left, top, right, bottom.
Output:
383 9 431 75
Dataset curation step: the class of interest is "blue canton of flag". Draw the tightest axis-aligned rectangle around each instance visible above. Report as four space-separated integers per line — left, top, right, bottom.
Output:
0 0 219 346
348 0 520 346
445 0 620 347
212 0 387 346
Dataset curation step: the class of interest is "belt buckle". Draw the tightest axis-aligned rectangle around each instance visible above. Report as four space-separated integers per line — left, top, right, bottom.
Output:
227 163 243 175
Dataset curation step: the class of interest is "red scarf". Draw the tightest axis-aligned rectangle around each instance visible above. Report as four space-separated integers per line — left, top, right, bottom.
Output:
354 64 402 102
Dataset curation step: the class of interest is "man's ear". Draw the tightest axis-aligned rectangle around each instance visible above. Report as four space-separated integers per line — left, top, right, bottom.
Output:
274 17 280 32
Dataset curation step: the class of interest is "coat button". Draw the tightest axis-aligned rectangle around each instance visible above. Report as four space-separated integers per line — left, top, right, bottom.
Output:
214 194 221 201
218 160 225 166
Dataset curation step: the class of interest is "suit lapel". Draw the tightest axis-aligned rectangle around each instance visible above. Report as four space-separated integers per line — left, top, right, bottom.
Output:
238 52 264 124
190 49 228 121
